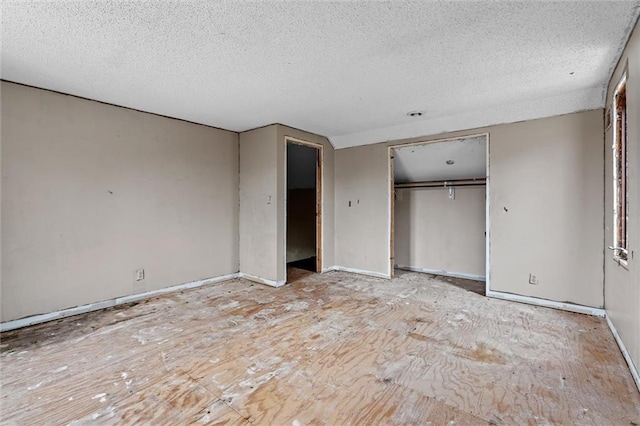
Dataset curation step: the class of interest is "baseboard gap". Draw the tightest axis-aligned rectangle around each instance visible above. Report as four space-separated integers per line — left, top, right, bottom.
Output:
395 264 486 282
605 314 640 393
486 290 605 317
1 272 240 332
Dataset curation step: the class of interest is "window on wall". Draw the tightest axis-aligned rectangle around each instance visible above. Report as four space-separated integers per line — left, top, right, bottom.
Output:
613 72 628 263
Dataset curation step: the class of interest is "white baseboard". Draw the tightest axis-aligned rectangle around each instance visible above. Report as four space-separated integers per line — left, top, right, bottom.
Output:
324 265 390 279
238 273 285 288
486 289 605 317
605 314 640 393
0 273 240 332
395 264 486 282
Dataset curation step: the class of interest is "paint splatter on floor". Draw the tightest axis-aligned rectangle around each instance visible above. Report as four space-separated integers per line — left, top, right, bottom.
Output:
1 269 639 424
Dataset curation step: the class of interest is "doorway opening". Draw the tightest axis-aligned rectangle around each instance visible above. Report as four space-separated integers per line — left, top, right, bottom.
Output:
285 138 322 279
389 134 489 294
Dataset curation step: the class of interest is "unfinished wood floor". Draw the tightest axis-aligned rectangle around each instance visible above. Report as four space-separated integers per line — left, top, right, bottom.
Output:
1 269 639 425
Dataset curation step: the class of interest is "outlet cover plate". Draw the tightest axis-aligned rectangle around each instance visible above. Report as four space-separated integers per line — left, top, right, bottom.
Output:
135 269 145 281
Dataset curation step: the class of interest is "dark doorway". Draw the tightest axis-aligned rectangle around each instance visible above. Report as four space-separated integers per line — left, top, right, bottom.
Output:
286 142 319 273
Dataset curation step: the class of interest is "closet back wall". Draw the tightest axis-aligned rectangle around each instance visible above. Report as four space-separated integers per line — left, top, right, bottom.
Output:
394 186 486 279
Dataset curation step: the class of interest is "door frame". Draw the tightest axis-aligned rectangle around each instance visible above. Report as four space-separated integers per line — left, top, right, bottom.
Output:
387 132 490 290
284 136 323 279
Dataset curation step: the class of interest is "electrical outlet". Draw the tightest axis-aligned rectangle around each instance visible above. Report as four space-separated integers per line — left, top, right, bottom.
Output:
135 269 145 281
528 273 538 285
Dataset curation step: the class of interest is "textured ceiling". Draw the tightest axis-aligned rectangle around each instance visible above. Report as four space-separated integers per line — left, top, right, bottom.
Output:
2 1 639 149
393 136 487 183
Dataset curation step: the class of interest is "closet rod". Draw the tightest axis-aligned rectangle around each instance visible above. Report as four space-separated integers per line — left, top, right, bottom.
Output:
395 178 486 189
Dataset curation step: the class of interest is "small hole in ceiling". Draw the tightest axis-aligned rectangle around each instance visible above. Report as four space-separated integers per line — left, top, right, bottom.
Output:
569 72 574 75
407 111 423 117
446 160 455 165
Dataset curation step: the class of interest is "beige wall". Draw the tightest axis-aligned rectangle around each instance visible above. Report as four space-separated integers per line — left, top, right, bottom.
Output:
1 82 239 322
335 143 391 276
239 125 334 284
395 186 486 278
239 125 280 283
604 20 640 378
335 110 604 307
489 111 603 306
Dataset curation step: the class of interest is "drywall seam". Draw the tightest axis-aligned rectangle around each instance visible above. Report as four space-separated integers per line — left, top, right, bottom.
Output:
395 264 486 282
486 289 606 317
0 273 240 332
326 266 391 279
602 114 607 309
238 273 285 288
606 314 640 392
0 80 238 134
238 132 242 274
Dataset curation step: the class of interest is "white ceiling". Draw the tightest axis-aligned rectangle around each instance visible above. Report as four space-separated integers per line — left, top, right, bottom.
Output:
2 1 639 149
393 136 487 183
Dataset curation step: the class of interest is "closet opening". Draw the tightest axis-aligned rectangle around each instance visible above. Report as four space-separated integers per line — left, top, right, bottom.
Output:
389 134 489 294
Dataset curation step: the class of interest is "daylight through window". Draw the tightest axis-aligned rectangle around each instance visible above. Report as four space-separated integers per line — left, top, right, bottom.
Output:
613 72 628 262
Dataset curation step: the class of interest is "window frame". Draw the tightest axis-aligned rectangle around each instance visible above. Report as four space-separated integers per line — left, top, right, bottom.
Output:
612 72 628 264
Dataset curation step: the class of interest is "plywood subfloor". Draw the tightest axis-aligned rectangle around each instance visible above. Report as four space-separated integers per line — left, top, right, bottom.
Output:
1 269 639 425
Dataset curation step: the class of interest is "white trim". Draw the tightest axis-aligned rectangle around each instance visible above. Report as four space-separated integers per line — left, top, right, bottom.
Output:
605 314 640 392
395 264 486 282
485 133 491 296
0 273 240 332
486 289 605 317
239 272 285 288
326 265 391 279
